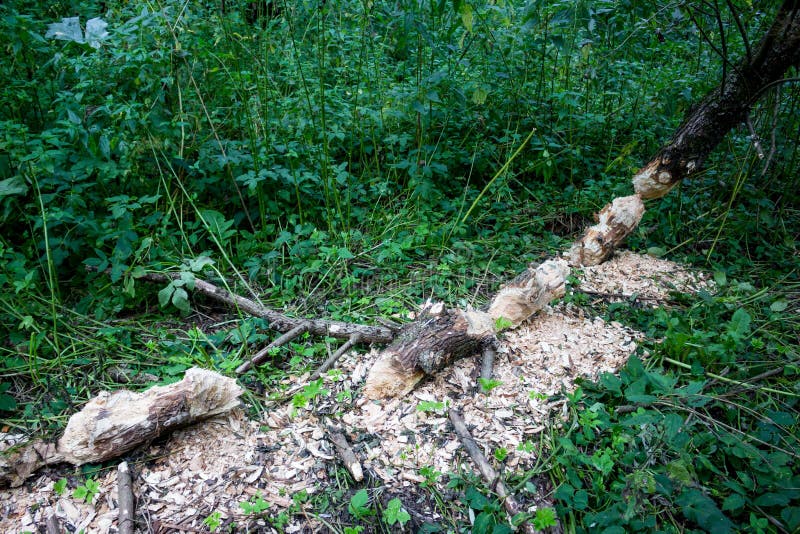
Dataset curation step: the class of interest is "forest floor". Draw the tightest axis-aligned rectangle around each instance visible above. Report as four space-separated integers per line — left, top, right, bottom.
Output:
0 251 711 533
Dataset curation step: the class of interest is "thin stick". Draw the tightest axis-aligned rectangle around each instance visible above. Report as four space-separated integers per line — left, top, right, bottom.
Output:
480 344 495 382
45 513 62 534
131 271 395 344
449 409 536 534
117 461 135 534
236 323 309 374
310 334 360 381
327 427 364 482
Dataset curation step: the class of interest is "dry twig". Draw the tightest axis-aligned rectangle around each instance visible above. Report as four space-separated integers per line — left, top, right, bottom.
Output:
327 427 363 482
117 461 135 534
449 409 536 534
310 334 361 381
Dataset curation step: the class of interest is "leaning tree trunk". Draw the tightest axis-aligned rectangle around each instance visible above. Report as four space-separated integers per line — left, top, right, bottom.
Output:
364 1 800 399
634 0 800 199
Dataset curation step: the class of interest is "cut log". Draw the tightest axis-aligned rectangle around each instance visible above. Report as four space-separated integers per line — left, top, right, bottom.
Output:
568 195 645 267
364 261 568 399
0 368 242 487
487 259 570 327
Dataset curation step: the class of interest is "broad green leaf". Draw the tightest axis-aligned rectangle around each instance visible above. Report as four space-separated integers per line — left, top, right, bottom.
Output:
158 284 174 308
770 299 788 312
0 177 28 198
172 288 190 313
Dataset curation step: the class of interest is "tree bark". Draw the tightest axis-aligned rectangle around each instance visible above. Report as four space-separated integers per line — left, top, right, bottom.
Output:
0 368 242 487
364 260 568 399
634 0 800 199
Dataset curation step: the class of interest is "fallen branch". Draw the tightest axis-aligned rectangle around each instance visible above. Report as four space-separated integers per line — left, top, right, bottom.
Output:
449 409 536 534
134 271 396 344
327 427 364 482
0 368 242 487
236 323 309 374
310 334 361 381
480 344 496 382
117 461 135 534
45 513 62 534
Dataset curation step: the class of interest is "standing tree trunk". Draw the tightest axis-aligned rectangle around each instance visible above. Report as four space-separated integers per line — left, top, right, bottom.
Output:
634 0 800 199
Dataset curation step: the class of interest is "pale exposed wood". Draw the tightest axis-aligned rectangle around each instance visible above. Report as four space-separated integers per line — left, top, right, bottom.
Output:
236 323 309 374
365 260 568 399
117 461 135 534
488 259 569 327
327 427 363 482
134 272 395 344
449 409 536 534
568 195 645 266
310 334 361 381
0 368 242 487
363 307 494 399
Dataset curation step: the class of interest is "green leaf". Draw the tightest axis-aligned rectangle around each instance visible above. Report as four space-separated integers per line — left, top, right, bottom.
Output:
172 288 190 313
676 488 734 534
532 507 557 529
0 177 28 198
158 284 174 308
348 489 372 518
722 493 745 512
728 308 751 336
383 497 411 526
754 492 791 507
494 316 513 332
770 299 788 312
337 247 355 259
53 478 67 495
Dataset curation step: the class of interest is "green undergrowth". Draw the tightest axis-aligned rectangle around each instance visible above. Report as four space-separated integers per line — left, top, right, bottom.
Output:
1 0 798 532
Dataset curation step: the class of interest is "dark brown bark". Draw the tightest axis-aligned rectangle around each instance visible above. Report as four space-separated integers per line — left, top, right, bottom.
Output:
634 0 800 198
364 260 568 398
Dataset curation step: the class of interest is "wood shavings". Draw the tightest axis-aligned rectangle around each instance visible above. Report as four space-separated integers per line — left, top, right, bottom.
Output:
0 251 707 532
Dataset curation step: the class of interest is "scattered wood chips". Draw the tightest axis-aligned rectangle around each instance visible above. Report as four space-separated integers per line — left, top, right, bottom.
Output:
0 251 709 533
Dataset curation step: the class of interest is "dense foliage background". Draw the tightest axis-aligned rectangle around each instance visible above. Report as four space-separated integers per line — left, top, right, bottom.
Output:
1 0 798 532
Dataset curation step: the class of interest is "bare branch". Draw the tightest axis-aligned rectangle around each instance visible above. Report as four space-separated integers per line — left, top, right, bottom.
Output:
117 461 136 534
133 271 395 344
310 334 361 381
327 427 363 482
449 409 536 534
236 323 309 374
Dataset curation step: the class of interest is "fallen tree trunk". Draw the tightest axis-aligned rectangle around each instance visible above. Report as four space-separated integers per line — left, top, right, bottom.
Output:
364 260 568 398
364 1 800 399
0 368 242 487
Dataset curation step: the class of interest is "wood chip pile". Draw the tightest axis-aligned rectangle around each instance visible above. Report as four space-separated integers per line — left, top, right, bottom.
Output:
0 252 709 533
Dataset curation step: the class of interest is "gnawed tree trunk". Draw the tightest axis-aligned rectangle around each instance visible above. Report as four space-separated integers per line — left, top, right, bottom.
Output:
634 0 800 199
364 260 568 398
364 2 800 399
0 368 242 487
